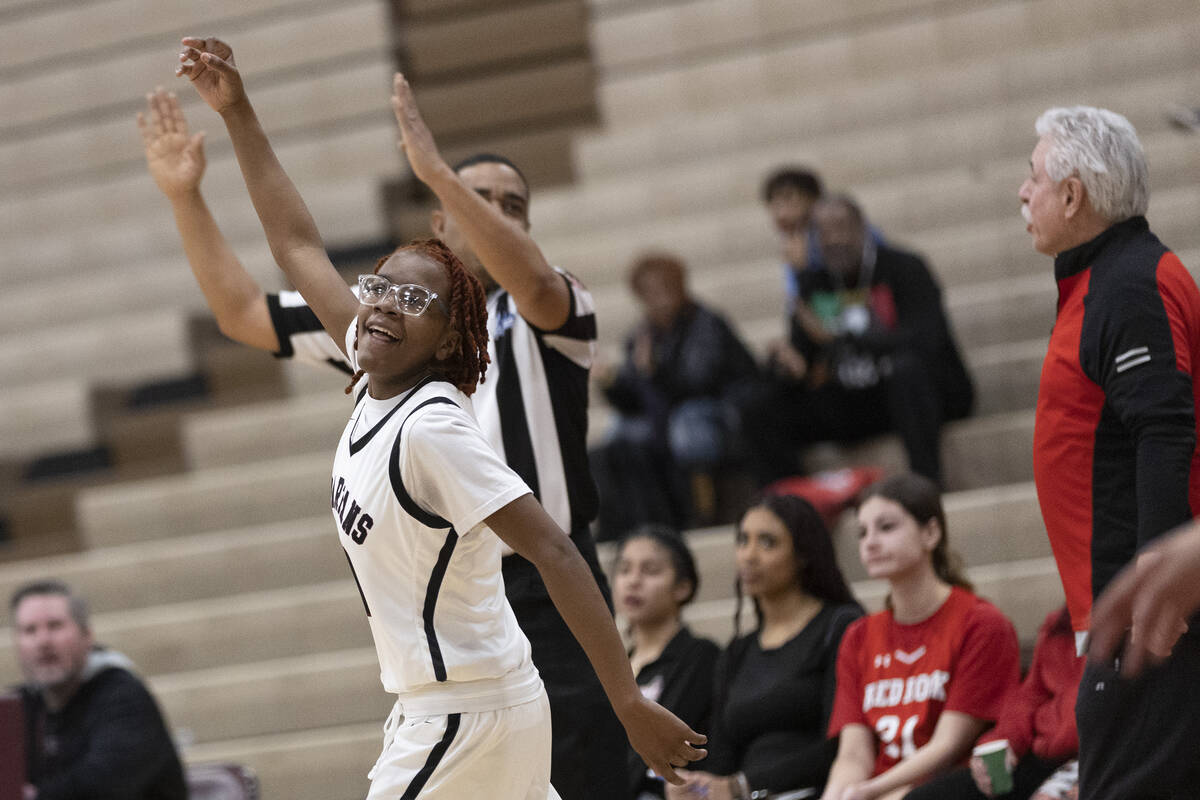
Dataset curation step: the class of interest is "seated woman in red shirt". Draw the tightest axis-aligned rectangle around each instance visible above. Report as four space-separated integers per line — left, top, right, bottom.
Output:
905 606 1083 800
821 474 1021 800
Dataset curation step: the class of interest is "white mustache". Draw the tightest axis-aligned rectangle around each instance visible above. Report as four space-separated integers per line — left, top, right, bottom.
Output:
1021 204 1033 224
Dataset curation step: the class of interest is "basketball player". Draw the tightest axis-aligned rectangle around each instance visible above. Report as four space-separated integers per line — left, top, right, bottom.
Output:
141 32 628 796
169 39 706 798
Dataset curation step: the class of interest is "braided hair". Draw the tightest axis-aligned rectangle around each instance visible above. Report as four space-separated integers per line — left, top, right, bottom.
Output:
345 238 491 396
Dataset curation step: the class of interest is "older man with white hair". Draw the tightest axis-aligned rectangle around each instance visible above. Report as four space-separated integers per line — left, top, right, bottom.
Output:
1022 106 1200 800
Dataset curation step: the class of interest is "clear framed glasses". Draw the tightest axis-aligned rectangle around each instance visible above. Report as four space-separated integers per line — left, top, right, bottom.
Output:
357 274 449 317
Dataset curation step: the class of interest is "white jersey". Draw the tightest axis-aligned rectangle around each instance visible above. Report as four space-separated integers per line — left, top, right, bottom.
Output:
331 358 540 714
271 267 597 535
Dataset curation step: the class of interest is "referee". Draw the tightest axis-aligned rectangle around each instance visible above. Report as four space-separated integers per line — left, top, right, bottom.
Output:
140 81 626 799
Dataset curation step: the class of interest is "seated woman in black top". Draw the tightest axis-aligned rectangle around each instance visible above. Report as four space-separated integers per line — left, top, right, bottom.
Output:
670 494 863 800
615 526 721 799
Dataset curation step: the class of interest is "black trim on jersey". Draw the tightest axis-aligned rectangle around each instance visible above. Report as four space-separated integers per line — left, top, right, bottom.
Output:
493 292 542 501
400 712 461 799
491 279 599 530
424 529 460 682
383 391 460 683
526 273 597 341
266 293 356 373
343 551 371 617
349 375 439 456
388 396 457 528
557 310 597 341
540 338 599 529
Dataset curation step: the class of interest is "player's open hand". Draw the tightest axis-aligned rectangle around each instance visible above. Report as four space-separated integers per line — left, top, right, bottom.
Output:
620 695 707 786
176 37 245 114
391 72 450 186
137 88 205 199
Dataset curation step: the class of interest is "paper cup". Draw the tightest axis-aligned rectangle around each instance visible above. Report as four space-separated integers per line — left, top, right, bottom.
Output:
973 739 1013 795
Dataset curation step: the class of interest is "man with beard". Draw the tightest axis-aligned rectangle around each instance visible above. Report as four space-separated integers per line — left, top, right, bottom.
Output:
9 580 186 800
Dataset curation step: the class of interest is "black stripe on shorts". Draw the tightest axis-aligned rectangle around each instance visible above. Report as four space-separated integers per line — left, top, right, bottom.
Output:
400 712 461 799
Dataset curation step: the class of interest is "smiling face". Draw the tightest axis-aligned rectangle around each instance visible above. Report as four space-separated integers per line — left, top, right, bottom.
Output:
856 495 939 582
14 593 92 694
614 536 691 627
356 250 458 398
736 506 802 601
431 161 530 292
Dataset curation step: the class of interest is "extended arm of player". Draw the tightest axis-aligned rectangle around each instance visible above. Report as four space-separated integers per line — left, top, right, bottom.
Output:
176 38 358 351
138 88 279 352
485 494 706 785
390 74 571 331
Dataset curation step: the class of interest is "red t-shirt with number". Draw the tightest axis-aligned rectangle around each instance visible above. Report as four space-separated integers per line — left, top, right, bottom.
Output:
827 587 1020 776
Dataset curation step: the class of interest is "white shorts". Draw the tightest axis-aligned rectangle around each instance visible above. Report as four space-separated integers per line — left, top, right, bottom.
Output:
366 690 560 799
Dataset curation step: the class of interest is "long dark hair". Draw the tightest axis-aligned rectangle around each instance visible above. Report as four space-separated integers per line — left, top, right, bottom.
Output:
616 525 701 606
858 473 973 592
733 492 858 638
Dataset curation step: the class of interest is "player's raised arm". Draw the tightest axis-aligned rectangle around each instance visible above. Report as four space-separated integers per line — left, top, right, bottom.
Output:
175 37 356 351
484 494 707 785
390 73 570 330
138 87 279 352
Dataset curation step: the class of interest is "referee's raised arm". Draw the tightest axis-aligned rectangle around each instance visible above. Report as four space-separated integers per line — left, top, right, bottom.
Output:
138 87 279 353
391 73 571 331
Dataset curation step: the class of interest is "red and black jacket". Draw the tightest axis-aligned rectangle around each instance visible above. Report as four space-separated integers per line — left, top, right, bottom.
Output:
1033 216 1200 633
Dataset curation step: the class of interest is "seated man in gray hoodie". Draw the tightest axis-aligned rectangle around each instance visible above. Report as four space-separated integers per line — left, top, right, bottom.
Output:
9 580 186 800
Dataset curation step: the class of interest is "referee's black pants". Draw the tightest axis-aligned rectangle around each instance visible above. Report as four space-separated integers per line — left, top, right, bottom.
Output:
502 526 626 800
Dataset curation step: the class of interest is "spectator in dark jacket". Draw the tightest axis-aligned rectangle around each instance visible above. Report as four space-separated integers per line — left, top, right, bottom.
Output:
750 194 973 485
592 253 761 540
10 580 186 800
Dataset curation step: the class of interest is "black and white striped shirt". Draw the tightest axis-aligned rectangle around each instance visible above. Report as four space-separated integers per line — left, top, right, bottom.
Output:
266 268 599 533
